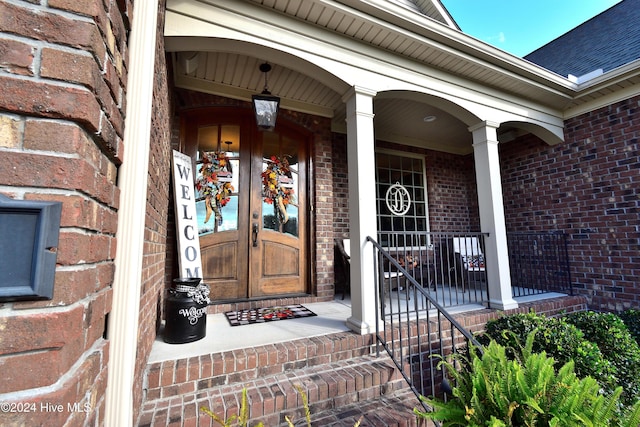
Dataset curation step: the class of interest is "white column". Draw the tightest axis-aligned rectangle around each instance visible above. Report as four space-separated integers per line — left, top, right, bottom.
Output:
105 1 159 426
343 86 378 335
469 121 518 310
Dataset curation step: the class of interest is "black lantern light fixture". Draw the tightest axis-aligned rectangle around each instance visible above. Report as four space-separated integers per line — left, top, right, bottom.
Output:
252 62 280 132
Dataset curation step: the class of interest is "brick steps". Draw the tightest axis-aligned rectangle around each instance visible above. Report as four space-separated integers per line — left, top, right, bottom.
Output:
310 387 432 426
139 331 425 426
199 355 407 425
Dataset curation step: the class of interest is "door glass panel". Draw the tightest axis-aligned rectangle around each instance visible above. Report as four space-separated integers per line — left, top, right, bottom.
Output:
195 125 240 235
261 132 299 236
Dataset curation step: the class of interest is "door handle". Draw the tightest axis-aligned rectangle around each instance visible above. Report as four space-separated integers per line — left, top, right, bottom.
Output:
252 223 259 247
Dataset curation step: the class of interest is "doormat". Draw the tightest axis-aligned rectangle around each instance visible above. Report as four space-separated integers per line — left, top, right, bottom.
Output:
224 304 317 327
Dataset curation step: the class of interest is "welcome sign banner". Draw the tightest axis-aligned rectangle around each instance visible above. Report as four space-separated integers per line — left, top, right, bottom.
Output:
171 150 203 279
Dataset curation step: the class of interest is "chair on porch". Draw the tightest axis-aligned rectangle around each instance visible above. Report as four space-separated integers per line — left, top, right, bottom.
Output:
334 238 351 300
451 237 486 291
334 238 409 302
382 253 411 304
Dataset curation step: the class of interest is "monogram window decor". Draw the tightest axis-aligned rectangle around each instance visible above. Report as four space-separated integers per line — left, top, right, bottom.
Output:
385 182 411 216
376 151 429 244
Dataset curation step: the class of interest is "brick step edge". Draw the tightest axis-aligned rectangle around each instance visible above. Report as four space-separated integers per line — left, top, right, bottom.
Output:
310 387 436 427
138 354 411 427
144 331 377 403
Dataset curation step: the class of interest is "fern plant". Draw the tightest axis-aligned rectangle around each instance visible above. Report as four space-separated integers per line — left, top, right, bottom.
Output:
414 330 640 426
481 311 616 394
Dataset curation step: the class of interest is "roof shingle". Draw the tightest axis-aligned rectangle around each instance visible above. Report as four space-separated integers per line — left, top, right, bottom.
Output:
524 0 640 78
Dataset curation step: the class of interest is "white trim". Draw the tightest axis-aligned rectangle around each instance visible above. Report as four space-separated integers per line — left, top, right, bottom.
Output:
564 85 640 119
105 1 159 426
470 122 518 310
344 86 378 335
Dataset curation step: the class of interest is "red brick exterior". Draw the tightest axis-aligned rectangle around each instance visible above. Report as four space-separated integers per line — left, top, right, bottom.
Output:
426 150 479 232
500 95 640 311
0 0 131 425
331 133 350 239
0 0 637 425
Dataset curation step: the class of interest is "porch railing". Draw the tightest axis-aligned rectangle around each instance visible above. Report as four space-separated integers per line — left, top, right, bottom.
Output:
507 232 572 297
367 235 484 414
366 231 572 415
377 231 490 308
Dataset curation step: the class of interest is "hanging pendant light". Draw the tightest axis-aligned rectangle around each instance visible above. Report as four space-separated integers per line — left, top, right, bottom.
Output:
252 62 280 132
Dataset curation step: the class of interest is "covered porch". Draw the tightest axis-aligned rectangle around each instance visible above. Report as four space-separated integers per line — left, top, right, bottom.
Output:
141 225 575 424
159 0 570 337
140 290 584 426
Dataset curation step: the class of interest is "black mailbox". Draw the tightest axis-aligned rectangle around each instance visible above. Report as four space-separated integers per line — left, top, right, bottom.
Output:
0 194 62 301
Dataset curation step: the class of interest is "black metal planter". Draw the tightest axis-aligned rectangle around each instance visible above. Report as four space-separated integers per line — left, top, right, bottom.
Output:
163 278 209 344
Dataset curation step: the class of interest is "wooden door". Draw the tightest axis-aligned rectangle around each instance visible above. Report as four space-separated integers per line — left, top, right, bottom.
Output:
184 109 308 301
249 128 308 297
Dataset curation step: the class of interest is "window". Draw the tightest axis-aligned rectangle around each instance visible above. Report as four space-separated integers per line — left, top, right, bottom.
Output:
194 125 240 235
375 150 429 247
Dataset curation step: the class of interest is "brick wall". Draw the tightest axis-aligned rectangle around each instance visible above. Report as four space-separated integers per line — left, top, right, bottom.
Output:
425 150 479 232
331 133 350 239
0 0 131 425
500 95 640 312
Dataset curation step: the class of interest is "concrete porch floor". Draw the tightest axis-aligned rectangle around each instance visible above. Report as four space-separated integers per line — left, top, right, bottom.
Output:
149 298 353 363
148 287 566 364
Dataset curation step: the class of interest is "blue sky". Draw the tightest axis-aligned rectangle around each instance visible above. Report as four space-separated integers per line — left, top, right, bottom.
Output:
439 0 622 57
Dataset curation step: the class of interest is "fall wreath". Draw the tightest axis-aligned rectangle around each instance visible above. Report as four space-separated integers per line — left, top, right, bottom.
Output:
195 152 234 226
261 155 295 224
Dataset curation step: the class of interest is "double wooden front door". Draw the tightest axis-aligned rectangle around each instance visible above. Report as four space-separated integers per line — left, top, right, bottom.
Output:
184 110 308 301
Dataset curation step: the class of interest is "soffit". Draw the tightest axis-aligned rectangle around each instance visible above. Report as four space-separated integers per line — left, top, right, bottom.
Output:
240 0 575 105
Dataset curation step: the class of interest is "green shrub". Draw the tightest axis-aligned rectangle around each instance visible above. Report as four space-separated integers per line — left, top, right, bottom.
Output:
480 312 616 393
415 331 640 426
565 311 640 406
619 309 640 346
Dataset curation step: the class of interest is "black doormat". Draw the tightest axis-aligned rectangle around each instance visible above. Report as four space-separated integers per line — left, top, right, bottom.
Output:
224 304 317 327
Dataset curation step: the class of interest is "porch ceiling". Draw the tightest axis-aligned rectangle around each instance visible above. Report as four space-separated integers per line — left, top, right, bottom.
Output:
166 0 640 154
172 50 474 154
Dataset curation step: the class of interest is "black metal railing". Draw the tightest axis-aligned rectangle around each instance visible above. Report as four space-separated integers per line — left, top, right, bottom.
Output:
377 231 490 308
367 236 484 414
507 232 572 297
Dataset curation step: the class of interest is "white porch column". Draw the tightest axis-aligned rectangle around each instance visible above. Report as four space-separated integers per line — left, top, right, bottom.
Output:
343 86 378 335
469 121 518 310
105 0 159 425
